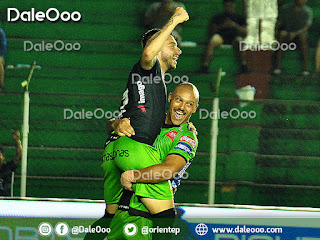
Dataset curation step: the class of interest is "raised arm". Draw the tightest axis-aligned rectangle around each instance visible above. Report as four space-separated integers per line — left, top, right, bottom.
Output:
141 7 189 70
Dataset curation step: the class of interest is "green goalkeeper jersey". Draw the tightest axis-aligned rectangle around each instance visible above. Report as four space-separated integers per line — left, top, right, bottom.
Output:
154 122 198 193
130 122 198 212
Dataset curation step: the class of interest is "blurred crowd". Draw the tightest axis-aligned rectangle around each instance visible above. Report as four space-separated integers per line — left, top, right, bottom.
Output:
144 0 319 77
0 0 319 92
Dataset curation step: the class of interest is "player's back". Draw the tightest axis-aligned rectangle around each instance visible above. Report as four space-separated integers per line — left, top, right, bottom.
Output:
118 59 167 145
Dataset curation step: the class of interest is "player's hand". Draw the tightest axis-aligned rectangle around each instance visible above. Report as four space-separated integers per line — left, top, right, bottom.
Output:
114 118 135 137
121 170 136 191
188 122 198 136
171 7 189 25
12 130 20 141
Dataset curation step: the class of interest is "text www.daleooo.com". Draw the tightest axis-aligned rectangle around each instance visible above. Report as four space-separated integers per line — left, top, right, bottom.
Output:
212 225 283 234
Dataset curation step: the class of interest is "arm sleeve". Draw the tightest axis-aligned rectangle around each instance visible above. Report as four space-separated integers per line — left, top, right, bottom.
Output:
169 131 197 194
167 132 198 163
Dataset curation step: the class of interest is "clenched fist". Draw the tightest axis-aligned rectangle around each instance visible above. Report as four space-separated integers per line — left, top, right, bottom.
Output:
171 7 189 25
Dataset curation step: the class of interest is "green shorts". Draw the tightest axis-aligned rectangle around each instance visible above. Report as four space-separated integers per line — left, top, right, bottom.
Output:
102 136 173 204
108 210 152 240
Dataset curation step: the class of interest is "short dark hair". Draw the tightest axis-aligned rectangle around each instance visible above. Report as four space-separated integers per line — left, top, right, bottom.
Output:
141 29 177 48
141 29 161 48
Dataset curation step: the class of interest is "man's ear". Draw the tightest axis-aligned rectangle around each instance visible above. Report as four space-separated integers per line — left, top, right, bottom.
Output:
192 104 199 113
168 93 172 103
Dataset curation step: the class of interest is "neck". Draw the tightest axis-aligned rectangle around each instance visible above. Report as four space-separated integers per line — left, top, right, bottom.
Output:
165 116 189 126
158 58 168 73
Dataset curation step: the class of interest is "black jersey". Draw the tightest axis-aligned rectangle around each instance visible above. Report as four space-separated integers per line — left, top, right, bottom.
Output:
118 59 167 145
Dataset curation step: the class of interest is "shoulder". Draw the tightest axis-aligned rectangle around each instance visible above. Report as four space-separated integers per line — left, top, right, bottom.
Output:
176 134 198 152
162 128 180 140
134 58 160 73
175 124 198 148
166 125 198 160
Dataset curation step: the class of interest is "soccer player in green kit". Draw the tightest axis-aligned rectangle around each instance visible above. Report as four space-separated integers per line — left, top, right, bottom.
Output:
104 7 188 212
83 7 190 240
107 83 199 240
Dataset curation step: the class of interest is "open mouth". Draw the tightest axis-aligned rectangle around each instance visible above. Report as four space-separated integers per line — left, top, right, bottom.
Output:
173 56 179 64
174 110 185 120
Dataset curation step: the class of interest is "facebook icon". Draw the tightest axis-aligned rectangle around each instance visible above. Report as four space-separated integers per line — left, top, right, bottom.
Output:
55 222 69 236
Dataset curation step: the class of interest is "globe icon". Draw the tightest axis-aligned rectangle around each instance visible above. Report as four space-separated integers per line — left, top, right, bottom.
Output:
195 223 208 236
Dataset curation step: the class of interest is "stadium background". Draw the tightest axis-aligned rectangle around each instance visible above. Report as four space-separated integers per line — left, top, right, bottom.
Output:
0 0 319 207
